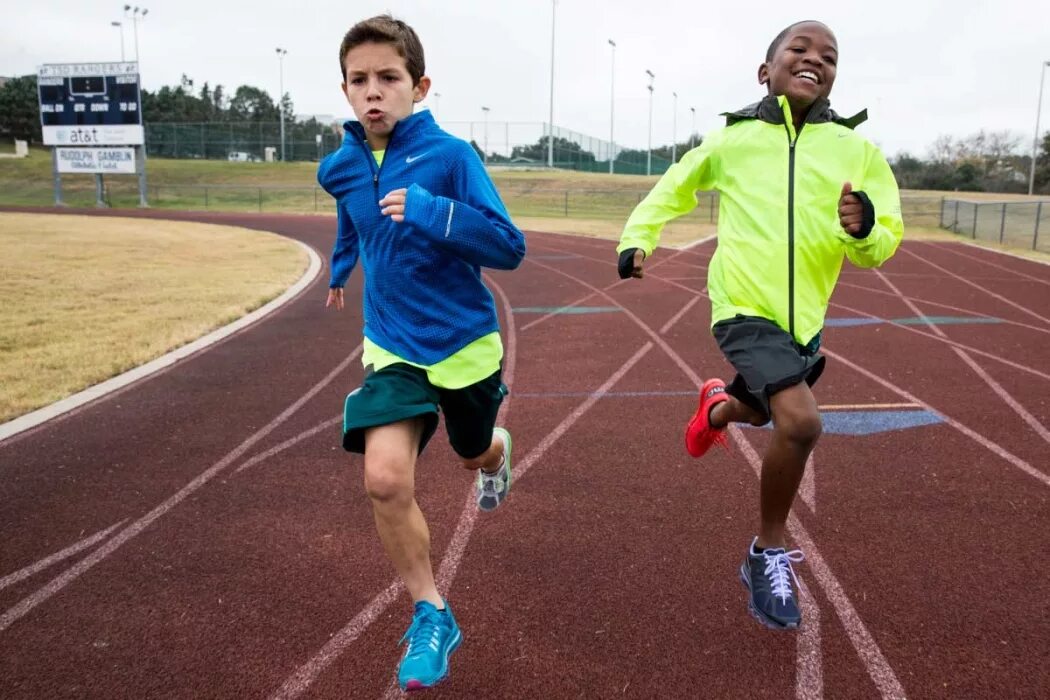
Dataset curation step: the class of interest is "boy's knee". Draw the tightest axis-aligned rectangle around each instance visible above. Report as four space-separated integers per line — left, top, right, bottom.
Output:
778 410 822 446
363 456 413 504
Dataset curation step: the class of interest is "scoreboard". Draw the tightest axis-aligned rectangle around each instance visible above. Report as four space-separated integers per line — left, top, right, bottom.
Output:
37 62 144 145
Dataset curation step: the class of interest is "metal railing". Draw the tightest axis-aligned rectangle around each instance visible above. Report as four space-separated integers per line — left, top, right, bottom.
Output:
940 198 1050 251
16 180 718 222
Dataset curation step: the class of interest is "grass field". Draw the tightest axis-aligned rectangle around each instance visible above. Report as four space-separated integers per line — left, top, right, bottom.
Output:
2 145 1047 253
0 213 308 423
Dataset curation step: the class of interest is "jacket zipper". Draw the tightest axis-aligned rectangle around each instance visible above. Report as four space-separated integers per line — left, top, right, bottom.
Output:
784 123 798 341
357 123 400 198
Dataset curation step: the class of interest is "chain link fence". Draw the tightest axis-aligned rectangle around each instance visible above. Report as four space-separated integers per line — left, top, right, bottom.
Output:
940 198 1050 251
145 122 342 162
439 121 675 175
144 120 676 175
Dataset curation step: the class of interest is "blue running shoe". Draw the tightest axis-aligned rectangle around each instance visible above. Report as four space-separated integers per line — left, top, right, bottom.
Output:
739 537 805 630
398 600 462 691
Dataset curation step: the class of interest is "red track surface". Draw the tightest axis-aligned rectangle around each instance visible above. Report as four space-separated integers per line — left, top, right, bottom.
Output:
2 210 1048 699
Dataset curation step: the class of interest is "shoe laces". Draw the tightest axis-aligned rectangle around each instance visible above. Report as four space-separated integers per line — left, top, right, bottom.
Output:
763 549 805 604
400 608 445 660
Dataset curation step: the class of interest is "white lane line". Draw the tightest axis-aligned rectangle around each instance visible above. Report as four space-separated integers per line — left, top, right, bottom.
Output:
0 520 127 591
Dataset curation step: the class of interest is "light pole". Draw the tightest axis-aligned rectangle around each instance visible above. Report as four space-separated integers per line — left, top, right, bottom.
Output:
276 48 288 162
111 21 125 62
481 106 490 164
123 6 148 64
547 0 557 168
608 39 616 174
690 106 696 150
646 69 655 176
433 92 441 119
1029 60 1050 196
671 91 678 163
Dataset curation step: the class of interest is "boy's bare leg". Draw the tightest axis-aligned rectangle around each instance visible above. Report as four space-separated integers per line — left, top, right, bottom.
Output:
363 418 442 608
709 383 821 548
709 395 766 428
461 431 506 474
757 383 821 549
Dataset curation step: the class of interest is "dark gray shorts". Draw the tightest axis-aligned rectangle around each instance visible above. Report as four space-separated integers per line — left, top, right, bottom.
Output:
342 363 507 459
712 316 825 424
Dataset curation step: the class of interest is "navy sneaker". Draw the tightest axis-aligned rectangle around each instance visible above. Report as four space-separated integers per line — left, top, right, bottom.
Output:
397 600 462 691
739 537 805 630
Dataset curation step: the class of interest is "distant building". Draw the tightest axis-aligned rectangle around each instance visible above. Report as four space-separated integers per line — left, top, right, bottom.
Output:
0 77 10 89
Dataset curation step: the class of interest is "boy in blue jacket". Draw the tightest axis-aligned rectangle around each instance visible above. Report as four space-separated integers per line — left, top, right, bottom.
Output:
318 14 526 691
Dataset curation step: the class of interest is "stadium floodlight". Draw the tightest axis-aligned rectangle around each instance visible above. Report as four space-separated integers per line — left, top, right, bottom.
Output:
111 21 125 62
672 91 678 163
276 48 288 162
1029 60 1050 196
608 39 616 174
481 106 490 164
646 69 655 176
124 5 148 65
690 106 696 150
547 0 557 168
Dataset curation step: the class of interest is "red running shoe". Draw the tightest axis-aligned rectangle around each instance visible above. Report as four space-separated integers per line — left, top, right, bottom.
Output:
685 378 730 457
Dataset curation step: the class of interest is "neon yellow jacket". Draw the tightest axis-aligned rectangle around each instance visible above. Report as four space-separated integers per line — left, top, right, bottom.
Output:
618 95 903 345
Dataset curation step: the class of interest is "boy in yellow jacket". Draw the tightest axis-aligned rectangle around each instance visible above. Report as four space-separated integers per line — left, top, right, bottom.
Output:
617 20 903 629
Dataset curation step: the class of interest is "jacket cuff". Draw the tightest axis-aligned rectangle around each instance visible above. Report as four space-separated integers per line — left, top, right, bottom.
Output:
403 183 440 231
848 191 876 239
618 248 640 278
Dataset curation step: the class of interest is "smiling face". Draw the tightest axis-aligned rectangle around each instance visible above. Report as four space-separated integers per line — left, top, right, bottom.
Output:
759 22 838 122
341 41 430 150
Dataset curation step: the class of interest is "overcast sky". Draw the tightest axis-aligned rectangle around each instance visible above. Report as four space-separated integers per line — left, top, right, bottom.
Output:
4 0 1049 157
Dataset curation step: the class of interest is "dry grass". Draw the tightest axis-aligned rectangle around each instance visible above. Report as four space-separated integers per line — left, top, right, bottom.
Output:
0 213 307 422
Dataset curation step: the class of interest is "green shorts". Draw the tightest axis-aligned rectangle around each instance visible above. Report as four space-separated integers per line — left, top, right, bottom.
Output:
342 363 507 459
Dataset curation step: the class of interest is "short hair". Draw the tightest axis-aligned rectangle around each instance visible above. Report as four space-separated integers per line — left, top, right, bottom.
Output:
765 20 831 62
339 14 426 85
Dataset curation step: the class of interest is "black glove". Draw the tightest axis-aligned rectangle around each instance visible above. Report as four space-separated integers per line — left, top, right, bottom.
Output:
847 190 876 239
618 248 641 279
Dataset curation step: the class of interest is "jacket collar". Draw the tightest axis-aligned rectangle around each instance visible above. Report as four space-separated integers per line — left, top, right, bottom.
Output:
342 108 437 147
721 95 867 130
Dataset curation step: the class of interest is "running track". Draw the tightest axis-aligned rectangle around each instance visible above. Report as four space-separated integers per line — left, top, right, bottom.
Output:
2 209 1048 699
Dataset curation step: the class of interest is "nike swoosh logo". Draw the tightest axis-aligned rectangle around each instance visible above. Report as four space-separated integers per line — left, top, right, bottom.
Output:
406 152 430 163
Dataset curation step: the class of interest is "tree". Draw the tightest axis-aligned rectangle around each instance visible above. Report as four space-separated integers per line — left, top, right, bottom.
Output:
917 130 1030 192
0 75 43 143
950 162 982 191
228 85 280 122
279 92 295 124
142 75 212 122
211 85 227 115
510 135 595 163
1035 131 1050 193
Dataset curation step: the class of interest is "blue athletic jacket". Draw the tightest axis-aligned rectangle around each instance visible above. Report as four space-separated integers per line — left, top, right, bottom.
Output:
317 110 526 366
